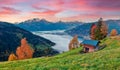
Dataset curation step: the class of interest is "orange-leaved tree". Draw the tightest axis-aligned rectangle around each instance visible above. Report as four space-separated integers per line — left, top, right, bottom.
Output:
8 53 17 61
90 18 108 40
90 24 97 40
110 29 118 36
16 38 34 60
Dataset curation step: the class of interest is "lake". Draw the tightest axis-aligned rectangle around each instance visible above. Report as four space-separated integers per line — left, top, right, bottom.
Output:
33 30 82 53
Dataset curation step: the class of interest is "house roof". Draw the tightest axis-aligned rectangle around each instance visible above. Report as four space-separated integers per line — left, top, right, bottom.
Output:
81 40 99 46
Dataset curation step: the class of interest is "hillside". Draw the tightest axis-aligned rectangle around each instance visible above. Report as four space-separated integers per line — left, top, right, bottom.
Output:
65 23 92 39
65 19 120 39
0 22 58 61
16 18 82 31
0 37 120 70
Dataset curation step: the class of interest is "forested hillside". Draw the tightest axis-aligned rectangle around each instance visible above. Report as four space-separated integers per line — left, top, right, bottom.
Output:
0 22 58 61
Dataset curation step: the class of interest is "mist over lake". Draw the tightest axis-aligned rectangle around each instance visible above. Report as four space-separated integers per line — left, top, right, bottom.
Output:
33 30 82 53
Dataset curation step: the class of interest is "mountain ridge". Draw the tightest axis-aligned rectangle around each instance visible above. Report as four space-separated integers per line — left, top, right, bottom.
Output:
15 18 82 31
0 21 58 61
65 19 120 39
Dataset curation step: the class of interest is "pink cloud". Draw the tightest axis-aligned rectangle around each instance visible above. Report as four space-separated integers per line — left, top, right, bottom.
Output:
32 0 64 11
0 0 28 4
31 10 60 16
0 0 120 23
85 0 120 11
31 0 120 19
0 7 21 16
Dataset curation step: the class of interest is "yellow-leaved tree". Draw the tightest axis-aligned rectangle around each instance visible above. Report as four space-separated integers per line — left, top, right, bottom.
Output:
110 29 118 36
69 35 79 50
8 53 17 61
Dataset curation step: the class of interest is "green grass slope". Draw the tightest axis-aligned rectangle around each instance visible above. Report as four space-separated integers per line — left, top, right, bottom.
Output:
0 37 120 70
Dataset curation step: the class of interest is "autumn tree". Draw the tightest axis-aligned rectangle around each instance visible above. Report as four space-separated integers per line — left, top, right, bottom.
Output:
69 35 79 50
16 38 34 60
90 24 97 40
8 53 17 61
110 29 118 36
90 18 108 40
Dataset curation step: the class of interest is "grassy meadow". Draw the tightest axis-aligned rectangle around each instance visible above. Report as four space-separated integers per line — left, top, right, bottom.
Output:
0 37 120 70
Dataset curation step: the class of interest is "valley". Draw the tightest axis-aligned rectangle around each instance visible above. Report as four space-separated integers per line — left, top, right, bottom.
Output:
0 0 120 69
33 30 83 53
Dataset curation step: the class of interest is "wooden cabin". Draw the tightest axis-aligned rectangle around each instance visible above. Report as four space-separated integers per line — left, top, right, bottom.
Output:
81 40 99 53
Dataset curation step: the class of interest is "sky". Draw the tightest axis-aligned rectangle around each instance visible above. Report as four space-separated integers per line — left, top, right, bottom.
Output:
0 0 120 23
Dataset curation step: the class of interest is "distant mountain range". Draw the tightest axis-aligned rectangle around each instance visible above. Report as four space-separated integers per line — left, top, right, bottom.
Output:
15 18 120 39
0 22 58 61
16 18 82 31
65 19 120 39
